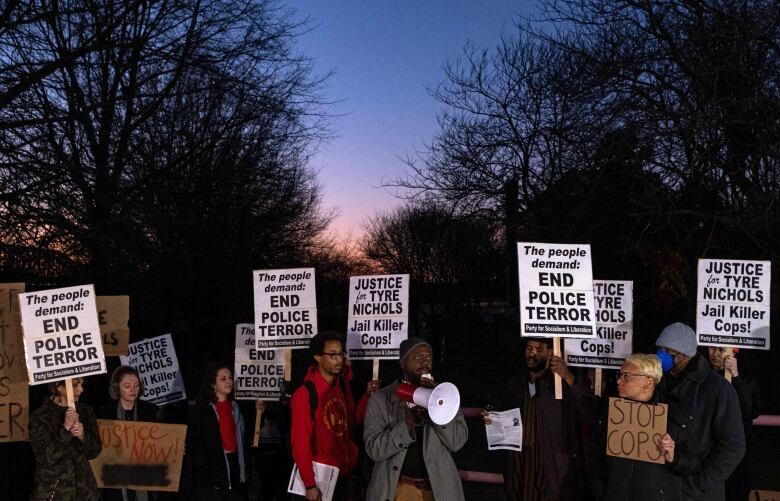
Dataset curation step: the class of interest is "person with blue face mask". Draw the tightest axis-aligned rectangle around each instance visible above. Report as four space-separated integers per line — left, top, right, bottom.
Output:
654 322 745 501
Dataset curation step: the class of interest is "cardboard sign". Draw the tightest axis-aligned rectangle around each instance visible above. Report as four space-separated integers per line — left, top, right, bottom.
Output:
566 280 633 368
606 397 667 464
346 274 409 359
517 243 597 337
750 490 780 501
0 380 28 442
234 323 285 400
0 283 29 443
697 259 771 350
253 268 317 349
120 334 185 405
97 296 130 357
20 285 106 384
90 419 186 491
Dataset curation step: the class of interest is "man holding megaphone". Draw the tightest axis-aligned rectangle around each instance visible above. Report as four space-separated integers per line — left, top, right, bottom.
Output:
364 337 468 501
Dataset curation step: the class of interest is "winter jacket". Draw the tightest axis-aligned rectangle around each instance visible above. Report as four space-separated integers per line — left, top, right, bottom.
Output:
364 380 468 501
184 399 247 494
493 369 595 500
657 354 745 500
29 398 102 501
290 365 358 488
590 390 700 501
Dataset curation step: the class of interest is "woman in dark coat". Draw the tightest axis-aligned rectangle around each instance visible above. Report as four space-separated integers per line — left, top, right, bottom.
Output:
29 377 102 501
183 363 248 501
591 354 698 501
98 365 161 501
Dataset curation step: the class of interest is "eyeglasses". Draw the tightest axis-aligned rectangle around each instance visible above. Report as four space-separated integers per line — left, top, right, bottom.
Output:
322 351 346 360
411 354 432 363
617 371 651 381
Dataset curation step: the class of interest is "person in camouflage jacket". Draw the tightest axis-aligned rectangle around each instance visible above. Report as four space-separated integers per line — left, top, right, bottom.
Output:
29 377 102 501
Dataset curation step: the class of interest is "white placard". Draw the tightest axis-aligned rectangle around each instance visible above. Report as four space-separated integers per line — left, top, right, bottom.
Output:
20 285 106 384
120 334 186 404
517 243 597 338
485 408 523 451
253 268 317 349
234 323 285 400
287 462 339 501
346 274 409 359
697 259 771 349
566 280 633 368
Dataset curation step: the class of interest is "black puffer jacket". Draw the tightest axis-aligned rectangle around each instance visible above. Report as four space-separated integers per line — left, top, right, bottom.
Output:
657 354 745 501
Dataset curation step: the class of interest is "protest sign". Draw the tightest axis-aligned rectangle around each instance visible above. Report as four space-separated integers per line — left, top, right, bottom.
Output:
697 259 771 350
97 296 130 357
606 397 667 464
1 283 29 442
234 323 285 400
517 243 597 338
0 380 28 442
254 268 317 349
20 284 106 384
750 490 780 501
120 334 185 405
346 274 409 359
566 280 633 369
90 419 186 491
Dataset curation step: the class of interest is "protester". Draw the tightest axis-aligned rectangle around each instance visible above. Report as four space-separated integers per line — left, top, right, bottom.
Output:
364 336 468 501
290 331 359 501
591 354 697 500
98 365 160 501
655 322 745 500
28 377 102 501
705 346 761 500
482 337 594 501
184 363 248 501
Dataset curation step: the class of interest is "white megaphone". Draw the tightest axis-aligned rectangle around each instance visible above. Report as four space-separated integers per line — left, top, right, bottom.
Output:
395 381 461 425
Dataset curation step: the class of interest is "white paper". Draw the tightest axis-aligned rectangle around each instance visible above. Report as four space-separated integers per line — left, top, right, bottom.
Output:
287 461 339 501
485 408 523 451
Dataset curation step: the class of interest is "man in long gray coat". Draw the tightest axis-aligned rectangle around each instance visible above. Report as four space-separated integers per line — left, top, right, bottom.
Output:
364 337 468 501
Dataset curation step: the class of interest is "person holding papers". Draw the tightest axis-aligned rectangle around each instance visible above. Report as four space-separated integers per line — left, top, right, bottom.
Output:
29 377 102 501
290 331 358 501
364 337 468 501
590 354 693 501
99 365 160 501
481 338 593 501
184 363 248 501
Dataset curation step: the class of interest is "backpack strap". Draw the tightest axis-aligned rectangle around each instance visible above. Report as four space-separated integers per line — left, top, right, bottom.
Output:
304 380 317 421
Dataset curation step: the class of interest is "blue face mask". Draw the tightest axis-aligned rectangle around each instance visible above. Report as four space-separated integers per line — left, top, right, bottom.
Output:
656 349 674 372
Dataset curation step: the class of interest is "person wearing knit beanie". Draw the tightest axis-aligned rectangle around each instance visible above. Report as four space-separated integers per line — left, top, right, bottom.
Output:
655 322 697 376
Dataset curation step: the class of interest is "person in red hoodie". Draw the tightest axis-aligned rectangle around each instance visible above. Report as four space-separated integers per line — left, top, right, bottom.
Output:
291 331 359 501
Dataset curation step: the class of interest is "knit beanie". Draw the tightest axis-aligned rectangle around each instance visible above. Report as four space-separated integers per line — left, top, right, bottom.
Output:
655 322 697 357
399 337 432 364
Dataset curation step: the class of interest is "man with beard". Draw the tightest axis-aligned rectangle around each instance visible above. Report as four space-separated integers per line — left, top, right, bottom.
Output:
482 338 594 501
290 331 358 501
364 337 468 501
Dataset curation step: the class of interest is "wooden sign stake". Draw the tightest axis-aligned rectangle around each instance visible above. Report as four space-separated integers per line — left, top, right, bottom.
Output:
594 368 603 397
553 337 562 400
65 378 75 408
284 349 292 381
372 359 380 381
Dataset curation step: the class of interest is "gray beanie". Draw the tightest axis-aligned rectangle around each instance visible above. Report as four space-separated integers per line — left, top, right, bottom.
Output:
399 337 432 364
655 322 697 357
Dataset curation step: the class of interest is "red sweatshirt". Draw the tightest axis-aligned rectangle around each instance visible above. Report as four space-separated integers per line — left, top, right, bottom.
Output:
290 365 359 488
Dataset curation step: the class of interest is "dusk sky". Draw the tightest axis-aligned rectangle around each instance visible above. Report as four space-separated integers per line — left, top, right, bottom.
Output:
288 1 538 243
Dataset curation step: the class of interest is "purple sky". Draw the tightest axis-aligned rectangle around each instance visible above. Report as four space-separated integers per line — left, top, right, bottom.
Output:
288 1 537 243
